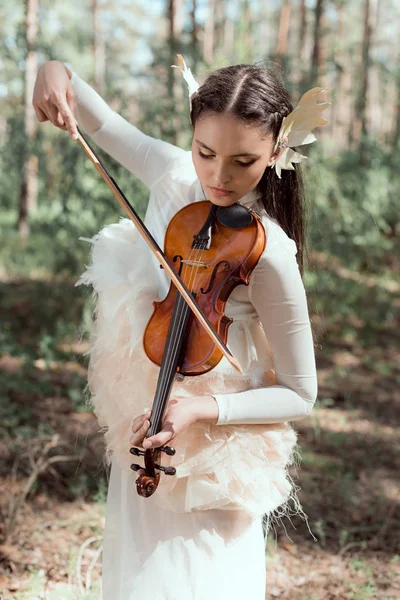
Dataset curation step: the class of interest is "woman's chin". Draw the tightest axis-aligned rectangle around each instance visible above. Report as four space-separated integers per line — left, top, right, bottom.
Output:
208 194 237 207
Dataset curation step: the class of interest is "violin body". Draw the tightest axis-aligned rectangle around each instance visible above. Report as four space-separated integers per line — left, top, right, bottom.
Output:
143 200 266 376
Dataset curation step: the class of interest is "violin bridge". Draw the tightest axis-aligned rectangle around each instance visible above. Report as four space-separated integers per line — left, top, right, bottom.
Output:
181 260 209 268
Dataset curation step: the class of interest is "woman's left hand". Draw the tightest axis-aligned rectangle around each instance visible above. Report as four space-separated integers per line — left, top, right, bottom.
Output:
129 395 219 450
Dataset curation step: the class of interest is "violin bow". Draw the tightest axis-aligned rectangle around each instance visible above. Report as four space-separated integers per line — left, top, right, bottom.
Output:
75 128 242 374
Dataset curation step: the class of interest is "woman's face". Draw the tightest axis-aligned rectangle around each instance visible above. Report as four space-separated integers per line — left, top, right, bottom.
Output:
192 112 279 207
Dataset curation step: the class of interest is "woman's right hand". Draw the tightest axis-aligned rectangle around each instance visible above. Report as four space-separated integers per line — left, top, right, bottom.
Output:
33 60 79 141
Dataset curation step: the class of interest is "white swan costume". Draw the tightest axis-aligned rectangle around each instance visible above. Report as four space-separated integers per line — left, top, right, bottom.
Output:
71 71 318 600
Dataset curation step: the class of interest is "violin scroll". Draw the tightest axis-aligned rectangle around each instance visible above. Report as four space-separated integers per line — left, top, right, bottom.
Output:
130 445 177 498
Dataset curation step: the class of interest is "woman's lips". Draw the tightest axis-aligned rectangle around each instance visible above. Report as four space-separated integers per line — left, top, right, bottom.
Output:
209 186 233 197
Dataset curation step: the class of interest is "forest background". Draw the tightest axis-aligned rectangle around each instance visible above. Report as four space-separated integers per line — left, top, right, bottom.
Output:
0 0 399 599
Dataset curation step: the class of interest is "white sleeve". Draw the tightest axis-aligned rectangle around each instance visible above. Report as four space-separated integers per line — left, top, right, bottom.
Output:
70 71 187 189
213 227 318 425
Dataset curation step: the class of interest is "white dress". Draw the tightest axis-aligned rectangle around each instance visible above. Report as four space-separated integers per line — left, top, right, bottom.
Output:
71 71 318 600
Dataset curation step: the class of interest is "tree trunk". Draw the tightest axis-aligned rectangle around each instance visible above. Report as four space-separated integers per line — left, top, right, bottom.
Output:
203 0 215 64
242 0 253 60
371 0 385 142
298 0 307 62
330 2 345 148
356 0 377 163
358 0 373 139
393 62 400 151
190 0 199 65
167 0 184 144
167 0 177 99
92 0 105 93
18 0 39 239
276 0 291 61
258 2 272 59
310 0 324 85
223 12 234 59
214 0 224 52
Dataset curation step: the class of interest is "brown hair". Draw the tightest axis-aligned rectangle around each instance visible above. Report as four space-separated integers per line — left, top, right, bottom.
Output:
190 64 306 273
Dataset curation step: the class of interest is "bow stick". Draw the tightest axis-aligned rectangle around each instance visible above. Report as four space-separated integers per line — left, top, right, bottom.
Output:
75 128 242 374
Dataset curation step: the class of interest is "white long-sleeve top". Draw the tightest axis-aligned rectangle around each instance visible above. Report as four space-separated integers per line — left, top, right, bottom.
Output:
71 71 318 426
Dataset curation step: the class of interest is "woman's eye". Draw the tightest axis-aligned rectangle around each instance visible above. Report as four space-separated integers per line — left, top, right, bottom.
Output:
198 151 214 159
197 150 255 167
237 161 256 168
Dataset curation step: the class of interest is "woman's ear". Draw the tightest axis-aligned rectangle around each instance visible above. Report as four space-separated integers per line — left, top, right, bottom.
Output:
266 144 285 167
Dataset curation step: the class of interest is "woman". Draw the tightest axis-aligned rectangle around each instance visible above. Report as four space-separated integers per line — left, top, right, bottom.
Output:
33 58 327 599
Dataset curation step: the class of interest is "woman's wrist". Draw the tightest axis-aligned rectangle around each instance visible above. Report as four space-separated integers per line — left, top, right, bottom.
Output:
191 395 219 424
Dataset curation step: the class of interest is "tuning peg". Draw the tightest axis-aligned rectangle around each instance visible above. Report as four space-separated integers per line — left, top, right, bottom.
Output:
160 445 176 456
130 463 142 472
130 447 145 456
154 464 176 476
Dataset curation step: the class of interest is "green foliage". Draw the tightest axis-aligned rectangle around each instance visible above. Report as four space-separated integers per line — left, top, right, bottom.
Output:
306 141 399 273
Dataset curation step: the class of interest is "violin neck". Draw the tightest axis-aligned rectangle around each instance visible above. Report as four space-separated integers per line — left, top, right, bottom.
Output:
147 291 194 438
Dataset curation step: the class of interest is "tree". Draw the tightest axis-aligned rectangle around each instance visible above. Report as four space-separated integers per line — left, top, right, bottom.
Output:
18 0 39 239
298 0 307 63
190 0 199 66
91 0 105 94
203 0 215 64
310 0 325 86
357 0 376 140
276 0 292 62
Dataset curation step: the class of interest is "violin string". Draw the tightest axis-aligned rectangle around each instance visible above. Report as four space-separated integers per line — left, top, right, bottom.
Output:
154 239 207 431
152 243 205 433
154 242 203 416
151 242 203 432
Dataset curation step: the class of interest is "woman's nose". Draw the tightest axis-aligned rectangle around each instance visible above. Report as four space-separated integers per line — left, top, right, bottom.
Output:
214 163 232 185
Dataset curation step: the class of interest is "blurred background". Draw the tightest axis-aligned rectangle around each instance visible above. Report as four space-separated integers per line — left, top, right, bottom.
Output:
0 0 399 598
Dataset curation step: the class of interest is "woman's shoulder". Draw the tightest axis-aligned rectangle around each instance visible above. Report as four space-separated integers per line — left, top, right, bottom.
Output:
248 212 303 295
259 212 298 264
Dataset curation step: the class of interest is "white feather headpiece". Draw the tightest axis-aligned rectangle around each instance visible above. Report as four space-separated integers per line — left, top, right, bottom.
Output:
271 87 331 178
172 54 200 115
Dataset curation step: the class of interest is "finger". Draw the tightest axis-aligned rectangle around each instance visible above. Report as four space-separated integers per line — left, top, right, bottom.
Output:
34 106 48 123
130 419 150 443
131 410 151 434
131 413 148 433
53 96 79 139
66 85 76 119
56 111 65 127
130 419 150 446
143 429 173 449
46 103 63 128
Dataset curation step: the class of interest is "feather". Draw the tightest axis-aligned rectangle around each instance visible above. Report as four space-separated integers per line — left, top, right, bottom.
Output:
172 54 200 98
273 87 331 178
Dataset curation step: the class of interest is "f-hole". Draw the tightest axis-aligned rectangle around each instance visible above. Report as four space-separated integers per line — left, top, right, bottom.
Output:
200 261 231 294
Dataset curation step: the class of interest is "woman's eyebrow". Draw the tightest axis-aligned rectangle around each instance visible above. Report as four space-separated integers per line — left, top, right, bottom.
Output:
195 139 260 158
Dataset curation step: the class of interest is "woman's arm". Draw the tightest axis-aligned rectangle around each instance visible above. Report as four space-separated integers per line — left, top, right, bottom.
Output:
69 69 186 188
211 228 318 425
33 61 186 189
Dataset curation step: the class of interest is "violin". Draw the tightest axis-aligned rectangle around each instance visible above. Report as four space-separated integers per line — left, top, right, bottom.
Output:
75 130 266 498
